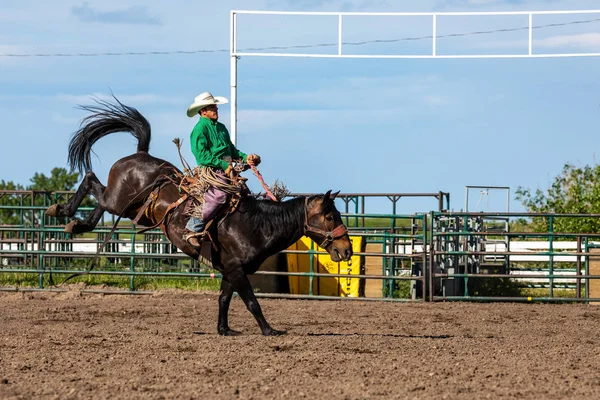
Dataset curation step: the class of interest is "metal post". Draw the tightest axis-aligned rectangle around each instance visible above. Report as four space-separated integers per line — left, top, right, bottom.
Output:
361 195 365 227
422 214 428 300
528 13 533 56
548 215 554 297
576 236 582 298
354 196 359 228
130 225 136 291
38 208 45 288
585 237 590 301
338 14 343 56
230 11 238 146
432 14 437 56
308 240 315 295
429 212 435 301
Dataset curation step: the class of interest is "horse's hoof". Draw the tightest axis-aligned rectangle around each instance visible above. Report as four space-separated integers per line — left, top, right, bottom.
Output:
219 328 242 336
64 220 80 234
263 328 287 336
45 204 60 217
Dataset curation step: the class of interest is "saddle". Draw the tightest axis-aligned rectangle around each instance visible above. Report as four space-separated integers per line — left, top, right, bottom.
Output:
132 166 248 240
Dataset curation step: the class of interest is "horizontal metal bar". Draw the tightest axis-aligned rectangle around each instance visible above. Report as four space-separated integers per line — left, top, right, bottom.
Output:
0 286 422 302
0 287 153 295
292 192 446 198
432 231 600 238
0 269 221 278
435 273 600 279
433 296 599 302
233 52 600 59
255 270 422 280
0 249 424 259
434 211 600 218
0 268 421 281
232 9 600 16
255 293 422 302
435 250 594 256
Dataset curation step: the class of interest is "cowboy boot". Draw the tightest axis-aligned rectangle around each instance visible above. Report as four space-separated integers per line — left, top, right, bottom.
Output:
185 217 207 247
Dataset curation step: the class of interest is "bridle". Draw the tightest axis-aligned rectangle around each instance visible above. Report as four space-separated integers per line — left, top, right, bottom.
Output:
303 197 348 249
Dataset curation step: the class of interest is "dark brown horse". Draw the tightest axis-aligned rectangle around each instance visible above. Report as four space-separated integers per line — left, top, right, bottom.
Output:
45 98 353 336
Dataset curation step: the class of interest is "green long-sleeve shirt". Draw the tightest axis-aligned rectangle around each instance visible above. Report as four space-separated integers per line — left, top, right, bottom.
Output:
190 117 247 171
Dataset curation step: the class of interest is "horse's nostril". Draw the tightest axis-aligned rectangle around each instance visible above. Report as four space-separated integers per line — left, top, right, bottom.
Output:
345 249 352 259
334 248 341 259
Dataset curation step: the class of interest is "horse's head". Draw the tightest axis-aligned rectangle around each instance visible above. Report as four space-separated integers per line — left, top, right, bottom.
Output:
304 190 353 262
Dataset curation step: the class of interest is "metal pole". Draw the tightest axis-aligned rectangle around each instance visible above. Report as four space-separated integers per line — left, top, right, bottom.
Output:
576 236 582 298
528 13 533 56
432 14 437 56
585 237 590 301
230 11 238 146
429 212 435 301
548 216 554 297
338 14 343 56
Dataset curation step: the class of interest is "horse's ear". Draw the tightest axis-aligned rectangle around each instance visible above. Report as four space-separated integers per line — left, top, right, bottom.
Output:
323 190 332 201
330 190 340 200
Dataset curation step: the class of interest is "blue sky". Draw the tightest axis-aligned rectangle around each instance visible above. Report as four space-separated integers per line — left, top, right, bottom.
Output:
1 0 600 214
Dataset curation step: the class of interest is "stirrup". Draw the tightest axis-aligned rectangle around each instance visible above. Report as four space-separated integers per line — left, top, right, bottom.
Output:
185 231 206 246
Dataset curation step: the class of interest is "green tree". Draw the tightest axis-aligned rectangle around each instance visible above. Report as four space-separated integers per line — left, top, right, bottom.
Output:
0 168 96 225
0 180 25 225
515 163 600 233
29 167 81 191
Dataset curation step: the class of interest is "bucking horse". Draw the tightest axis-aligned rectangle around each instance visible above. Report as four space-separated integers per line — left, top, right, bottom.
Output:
45 97 353 336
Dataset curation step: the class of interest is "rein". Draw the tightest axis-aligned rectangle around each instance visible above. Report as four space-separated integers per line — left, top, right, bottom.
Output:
251 165 277 202
303 197 348 249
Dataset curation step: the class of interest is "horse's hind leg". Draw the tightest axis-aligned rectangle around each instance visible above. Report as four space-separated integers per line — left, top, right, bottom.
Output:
46 172 105 217
45 172 107 233
228 271 286 336
64 204 105 234
217 279 242 336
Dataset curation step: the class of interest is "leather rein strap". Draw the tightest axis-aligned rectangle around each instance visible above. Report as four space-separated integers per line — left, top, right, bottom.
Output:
303 197 348 249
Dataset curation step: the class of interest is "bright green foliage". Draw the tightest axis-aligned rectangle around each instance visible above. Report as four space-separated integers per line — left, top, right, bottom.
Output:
0 168 96 225
0 180 26 225
515 163 600 233
29 167 81 191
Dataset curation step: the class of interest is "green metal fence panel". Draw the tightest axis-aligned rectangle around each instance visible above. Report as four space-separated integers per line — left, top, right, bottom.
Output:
1 191 430 301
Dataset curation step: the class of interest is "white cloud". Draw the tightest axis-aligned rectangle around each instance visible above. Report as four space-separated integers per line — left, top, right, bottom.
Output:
71 3 162 26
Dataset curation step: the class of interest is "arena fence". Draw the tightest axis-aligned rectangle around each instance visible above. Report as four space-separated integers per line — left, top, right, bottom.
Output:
2 190 600 303
0 190 440 302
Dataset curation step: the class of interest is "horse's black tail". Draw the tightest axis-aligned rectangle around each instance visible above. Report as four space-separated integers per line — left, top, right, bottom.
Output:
68 95 151 174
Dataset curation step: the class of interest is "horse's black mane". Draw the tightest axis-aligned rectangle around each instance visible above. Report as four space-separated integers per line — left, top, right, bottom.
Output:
241 196 306 232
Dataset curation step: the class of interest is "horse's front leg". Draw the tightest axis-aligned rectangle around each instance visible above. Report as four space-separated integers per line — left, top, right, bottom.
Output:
228 270 286 336
217 279 242 336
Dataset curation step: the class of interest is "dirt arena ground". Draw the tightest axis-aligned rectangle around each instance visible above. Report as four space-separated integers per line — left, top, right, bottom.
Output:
1 290 600 400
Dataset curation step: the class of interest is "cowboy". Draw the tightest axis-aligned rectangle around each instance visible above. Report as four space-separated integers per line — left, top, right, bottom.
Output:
184 92 261 244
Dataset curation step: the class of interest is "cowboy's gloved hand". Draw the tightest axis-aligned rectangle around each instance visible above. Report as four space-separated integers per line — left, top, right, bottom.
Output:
224 164 235 179
247 154 261 167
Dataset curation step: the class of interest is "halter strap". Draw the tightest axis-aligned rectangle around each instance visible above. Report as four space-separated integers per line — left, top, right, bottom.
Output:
303 197 348 249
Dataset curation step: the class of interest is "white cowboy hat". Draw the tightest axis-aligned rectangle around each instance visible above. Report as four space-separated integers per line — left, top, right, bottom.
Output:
186 92 229 117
